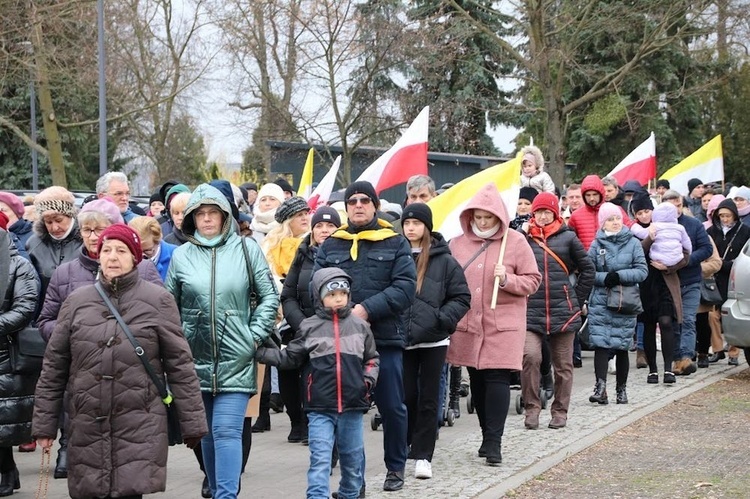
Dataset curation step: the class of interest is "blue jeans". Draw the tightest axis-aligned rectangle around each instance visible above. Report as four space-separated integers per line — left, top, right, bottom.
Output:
308 411 364 499
201 392 250 499
372 346 408 472
677 282 701 359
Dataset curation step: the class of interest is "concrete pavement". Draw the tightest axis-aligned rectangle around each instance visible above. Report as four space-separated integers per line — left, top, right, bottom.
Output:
12 351 744 498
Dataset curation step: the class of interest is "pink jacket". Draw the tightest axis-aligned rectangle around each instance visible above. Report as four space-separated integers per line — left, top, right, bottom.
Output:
446 184 541 370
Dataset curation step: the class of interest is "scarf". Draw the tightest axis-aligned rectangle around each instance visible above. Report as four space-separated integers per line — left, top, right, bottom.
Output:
527 218 563 241
250 209 278 235
149 243 162 264
738 204 750 218
195 233 223 247
471 222 500 239
722 222 736 235
331 219 398 260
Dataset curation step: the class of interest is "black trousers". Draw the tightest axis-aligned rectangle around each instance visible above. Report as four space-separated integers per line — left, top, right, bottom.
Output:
278 367 306 428
0 447 15 474
467 368 511 444
403 346 447 461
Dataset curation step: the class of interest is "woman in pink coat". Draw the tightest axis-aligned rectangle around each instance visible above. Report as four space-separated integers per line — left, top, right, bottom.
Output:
447 183 541 466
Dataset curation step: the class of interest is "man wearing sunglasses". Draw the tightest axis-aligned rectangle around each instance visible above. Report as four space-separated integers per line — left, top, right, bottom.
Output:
315 181 417 493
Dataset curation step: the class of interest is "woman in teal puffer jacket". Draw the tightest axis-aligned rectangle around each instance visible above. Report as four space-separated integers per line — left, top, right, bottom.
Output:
166 184 278 499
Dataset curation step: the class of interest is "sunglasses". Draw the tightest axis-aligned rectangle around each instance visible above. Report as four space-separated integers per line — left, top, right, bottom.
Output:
346 196 372 206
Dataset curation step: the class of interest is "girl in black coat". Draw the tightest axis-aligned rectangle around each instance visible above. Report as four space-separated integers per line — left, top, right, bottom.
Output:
400 204 470 480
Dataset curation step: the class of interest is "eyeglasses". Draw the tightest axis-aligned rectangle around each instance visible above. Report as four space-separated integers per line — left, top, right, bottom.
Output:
324 280 350 292
346 197 372 206
109 191 130 198
81 227 105 237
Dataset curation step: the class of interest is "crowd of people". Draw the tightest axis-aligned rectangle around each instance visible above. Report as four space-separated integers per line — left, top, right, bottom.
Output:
0 147 749 499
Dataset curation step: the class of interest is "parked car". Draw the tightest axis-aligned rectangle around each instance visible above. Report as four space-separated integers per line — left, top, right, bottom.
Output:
721 238 750 364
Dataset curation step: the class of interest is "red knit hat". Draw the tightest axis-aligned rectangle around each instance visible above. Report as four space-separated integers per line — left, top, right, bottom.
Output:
0 212 8 230
97 224 143 263
531 192 560 218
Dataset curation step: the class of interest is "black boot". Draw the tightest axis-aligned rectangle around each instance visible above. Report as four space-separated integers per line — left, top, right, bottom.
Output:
589 378 609 405
251 410 270 433
485 439 502 466
542 370 554 400
0 468 18 497
241 417 252 473
201 475 212 498
55 429 68 479
449 366 462 418
616 384 628 404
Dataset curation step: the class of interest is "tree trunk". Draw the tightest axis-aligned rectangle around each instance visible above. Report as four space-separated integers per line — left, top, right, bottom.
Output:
30 6 67 188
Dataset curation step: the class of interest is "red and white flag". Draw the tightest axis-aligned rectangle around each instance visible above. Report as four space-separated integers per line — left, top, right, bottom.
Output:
355 107 429 194
607 132 656 187
307 156 342 211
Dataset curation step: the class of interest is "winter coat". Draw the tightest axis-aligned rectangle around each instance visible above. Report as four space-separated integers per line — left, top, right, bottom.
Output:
33 269 207 498
401 234 470 346
446 184 541 371
520 171 555 194
568 175 632 250
26 218 82 301
166 184 279 394
526 223 595 336
256 268 379 414
0 231 8 302
163 226 188 246
37 247 163 342
587 227 648 350
706 199 750 300
640 236 688 323
685 195 704 219
0 239 40 446
153 239 177 281
677 214 714 286
281 234 317 341
697 239 722 314
8 218 33 260
314 218 416 349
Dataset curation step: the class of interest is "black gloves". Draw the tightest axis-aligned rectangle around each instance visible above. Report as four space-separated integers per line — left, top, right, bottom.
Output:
604 271 620 288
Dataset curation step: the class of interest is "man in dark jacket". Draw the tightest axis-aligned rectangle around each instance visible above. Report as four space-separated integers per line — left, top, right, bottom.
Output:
684 178 705 219
315 181 416 492
662 190 714 374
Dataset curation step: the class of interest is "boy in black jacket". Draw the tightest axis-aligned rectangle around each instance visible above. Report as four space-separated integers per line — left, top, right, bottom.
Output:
256 268 379 499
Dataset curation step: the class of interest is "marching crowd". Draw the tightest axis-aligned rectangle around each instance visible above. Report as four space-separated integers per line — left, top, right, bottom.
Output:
0 146 749 499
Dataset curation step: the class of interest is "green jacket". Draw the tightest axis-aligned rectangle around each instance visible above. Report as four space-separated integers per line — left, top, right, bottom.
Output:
166 184 279 394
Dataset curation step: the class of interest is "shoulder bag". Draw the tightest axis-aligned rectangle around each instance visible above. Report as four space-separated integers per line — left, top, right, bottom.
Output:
599 248 643 315
701 231 740 306
8 326 46 375
94 282 183 446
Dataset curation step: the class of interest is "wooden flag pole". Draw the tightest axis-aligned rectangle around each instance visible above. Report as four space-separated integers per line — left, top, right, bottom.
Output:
490 233 510 310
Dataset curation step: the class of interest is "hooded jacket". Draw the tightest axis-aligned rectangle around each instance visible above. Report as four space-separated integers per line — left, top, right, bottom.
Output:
568 175 632 250
314 215 416 349
446 184 541 370
9 218 33 259
402 233 471 346
37 246 163 341
256 268 379 413
587 227 648 350
33 269 207 498
166 184 279 394
26 218 82 301
647 203 692 266
706 198 750 300
0 237 40 445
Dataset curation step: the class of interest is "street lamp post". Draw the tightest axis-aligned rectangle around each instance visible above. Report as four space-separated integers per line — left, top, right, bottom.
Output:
98 0 107 175
30 81 38 190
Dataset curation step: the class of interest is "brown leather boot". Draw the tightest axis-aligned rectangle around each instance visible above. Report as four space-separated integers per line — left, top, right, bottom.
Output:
636 349 647 369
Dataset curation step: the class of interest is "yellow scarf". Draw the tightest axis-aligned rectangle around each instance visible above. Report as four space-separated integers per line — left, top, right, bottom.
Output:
331 219 399 260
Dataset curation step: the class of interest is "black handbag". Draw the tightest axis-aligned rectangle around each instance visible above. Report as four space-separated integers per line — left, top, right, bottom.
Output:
94 282 183 446
700 276 723 306
8 326 46 375
606 284 644 315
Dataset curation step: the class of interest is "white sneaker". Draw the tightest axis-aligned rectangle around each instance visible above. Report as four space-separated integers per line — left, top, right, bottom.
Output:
608 358 617 374
415 459 432 479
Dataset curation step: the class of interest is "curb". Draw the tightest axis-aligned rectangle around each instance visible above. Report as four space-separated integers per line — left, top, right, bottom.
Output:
475 364 748 499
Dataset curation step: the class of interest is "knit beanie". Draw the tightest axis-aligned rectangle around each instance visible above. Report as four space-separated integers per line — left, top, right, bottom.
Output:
732 186 750 202
275 196 310 224
687 178 703 195
622 180 643 194
401 203 433 232
34 186 77 219
597 202 623 228
630 191 654 214
656 179 670 190
149 190 162 205
519 186 539 203
320 277 351 300
344 181 379 208
311 206 341 229
97 223 143 263
80 198 124 225
530 192 559 217
257 183 285 205
0 192 25 219
0 212 8 230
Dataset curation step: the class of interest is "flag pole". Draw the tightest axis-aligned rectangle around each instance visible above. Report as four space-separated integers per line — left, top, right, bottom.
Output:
490 233 510 309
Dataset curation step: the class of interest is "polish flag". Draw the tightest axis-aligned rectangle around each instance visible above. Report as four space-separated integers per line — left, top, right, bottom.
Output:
607 132 656 187
307 156 342 211
355 107 429 194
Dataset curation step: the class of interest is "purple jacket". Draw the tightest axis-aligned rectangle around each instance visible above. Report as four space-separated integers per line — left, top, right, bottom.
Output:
37 247 163 341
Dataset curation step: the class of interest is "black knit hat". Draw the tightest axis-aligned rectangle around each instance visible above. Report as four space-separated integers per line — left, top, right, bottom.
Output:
275 196 310 224
656 179 670 190
401 203 433 233
149 190 162 205
630 191 654 214
311 206 341 228
344 181 379 208
273 177 294 195
519 186 538 203
688 178 703 195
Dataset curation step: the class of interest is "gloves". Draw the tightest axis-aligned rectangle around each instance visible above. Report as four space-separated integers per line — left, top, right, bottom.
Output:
604 271 620 288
